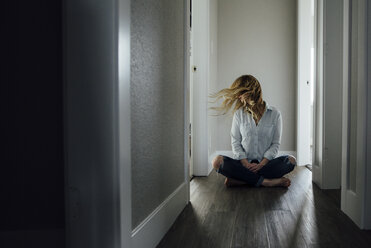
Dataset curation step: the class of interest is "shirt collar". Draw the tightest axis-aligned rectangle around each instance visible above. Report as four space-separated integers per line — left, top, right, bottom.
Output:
265 101 272 111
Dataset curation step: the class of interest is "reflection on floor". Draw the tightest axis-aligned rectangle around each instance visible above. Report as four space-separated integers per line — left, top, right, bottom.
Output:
157 166 371 248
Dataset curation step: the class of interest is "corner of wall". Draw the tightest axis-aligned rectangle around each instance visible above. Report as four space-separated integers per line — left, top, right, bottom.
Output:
131 183 188 248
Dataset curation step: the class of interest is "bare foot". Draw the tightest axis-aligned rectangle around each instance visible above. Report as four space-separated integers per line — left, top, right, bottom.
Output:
224 177 247 187
212 155 224 170
261 177 291 187
288 155 297 166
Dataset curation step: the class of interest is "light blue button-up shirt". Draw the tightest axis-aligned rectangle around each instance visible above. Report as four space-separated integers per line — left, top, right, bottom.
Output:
231 103 282 162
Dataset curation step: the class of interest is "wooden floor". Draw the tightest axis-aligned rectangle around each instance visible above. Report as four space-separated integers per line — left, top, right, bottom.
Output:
157 166 371 248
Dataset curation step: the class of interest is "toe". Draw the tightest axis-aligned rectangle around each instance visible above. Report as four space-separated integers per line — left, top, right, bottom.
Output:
281 177 291 187
288 156 297 166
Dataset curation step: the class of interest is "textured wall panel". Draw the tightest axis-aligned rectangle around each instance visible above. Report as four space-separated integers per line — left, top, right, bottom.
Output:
131 0 184 229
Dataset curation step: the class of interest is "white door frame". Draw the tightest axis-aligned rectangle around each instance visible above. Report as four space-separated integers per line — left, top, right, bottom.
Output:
184 0 191 202
297 0 313 167
118 0 132 245
64 0 132 246
312 0 324 187
366 0 371 228
191 0 316 175
190 0 211 176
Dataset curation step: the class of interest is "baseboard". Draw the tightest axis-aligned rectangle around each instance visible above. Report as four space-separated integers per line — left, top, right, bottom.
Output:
131 182 188 248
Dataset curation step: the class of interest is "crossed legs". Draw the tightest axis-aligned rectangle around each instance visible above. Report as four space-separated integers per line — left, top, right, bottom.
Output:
212 155 296 187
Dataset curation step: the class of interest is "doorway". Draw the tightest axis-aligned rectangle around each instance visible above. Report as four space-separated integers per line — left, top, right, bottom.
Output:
189 0 315 178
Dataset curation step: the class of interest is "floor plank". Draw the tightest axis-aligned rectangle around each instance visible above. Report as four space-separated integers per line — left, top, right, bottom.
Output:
157 166 371 248
230 188 270 248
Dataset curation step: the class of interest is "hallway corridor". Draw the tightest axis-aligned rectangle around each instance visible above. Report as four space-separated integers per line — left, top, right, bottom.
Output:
157 167 371 248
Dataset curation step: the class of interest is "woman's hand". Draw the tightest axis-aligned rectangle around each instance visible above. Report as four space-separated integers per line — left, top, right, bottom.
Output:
241 159 260 173
249 163 264 173
250 158 270 173
241 158 268 173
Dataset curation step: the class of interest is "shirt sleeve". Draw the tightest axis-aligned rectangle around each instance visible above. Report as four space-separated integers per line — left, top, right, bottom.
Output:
263 111 282 160
231 111 247 160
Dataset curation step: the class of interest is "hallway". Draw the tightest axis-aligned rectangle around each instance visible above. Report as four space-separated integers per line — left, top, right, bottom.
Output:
157 167 371 248
7 1 371 247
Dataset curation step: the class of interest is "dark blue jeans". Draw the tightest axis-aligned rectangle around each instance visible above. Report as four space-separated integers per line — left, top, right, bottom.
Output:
216 155 296 187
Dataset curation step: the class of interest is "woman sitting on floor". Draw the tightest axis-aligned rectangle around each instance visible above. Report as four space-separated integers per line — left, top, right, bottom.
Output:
211 75 297 187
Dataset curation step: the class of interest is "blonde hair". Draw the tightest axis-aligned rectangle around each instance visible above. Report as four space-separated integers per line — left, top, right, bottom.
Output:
210 75 265 120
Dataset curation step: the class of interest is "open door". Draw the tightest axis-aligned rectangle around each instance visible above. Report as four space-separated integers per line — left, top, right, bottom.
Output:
313 0 344 189
341 0 371 229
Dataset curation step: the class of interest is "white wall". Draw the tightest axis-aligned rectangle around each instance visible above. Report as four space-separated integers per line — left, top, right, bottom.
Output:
131 0 185 229
213 0 297 154
130 0 189 246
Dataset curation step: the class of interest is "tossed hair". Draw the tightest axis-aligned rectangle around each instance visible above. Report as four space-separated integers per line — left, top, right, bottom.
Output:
210 75 265 120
